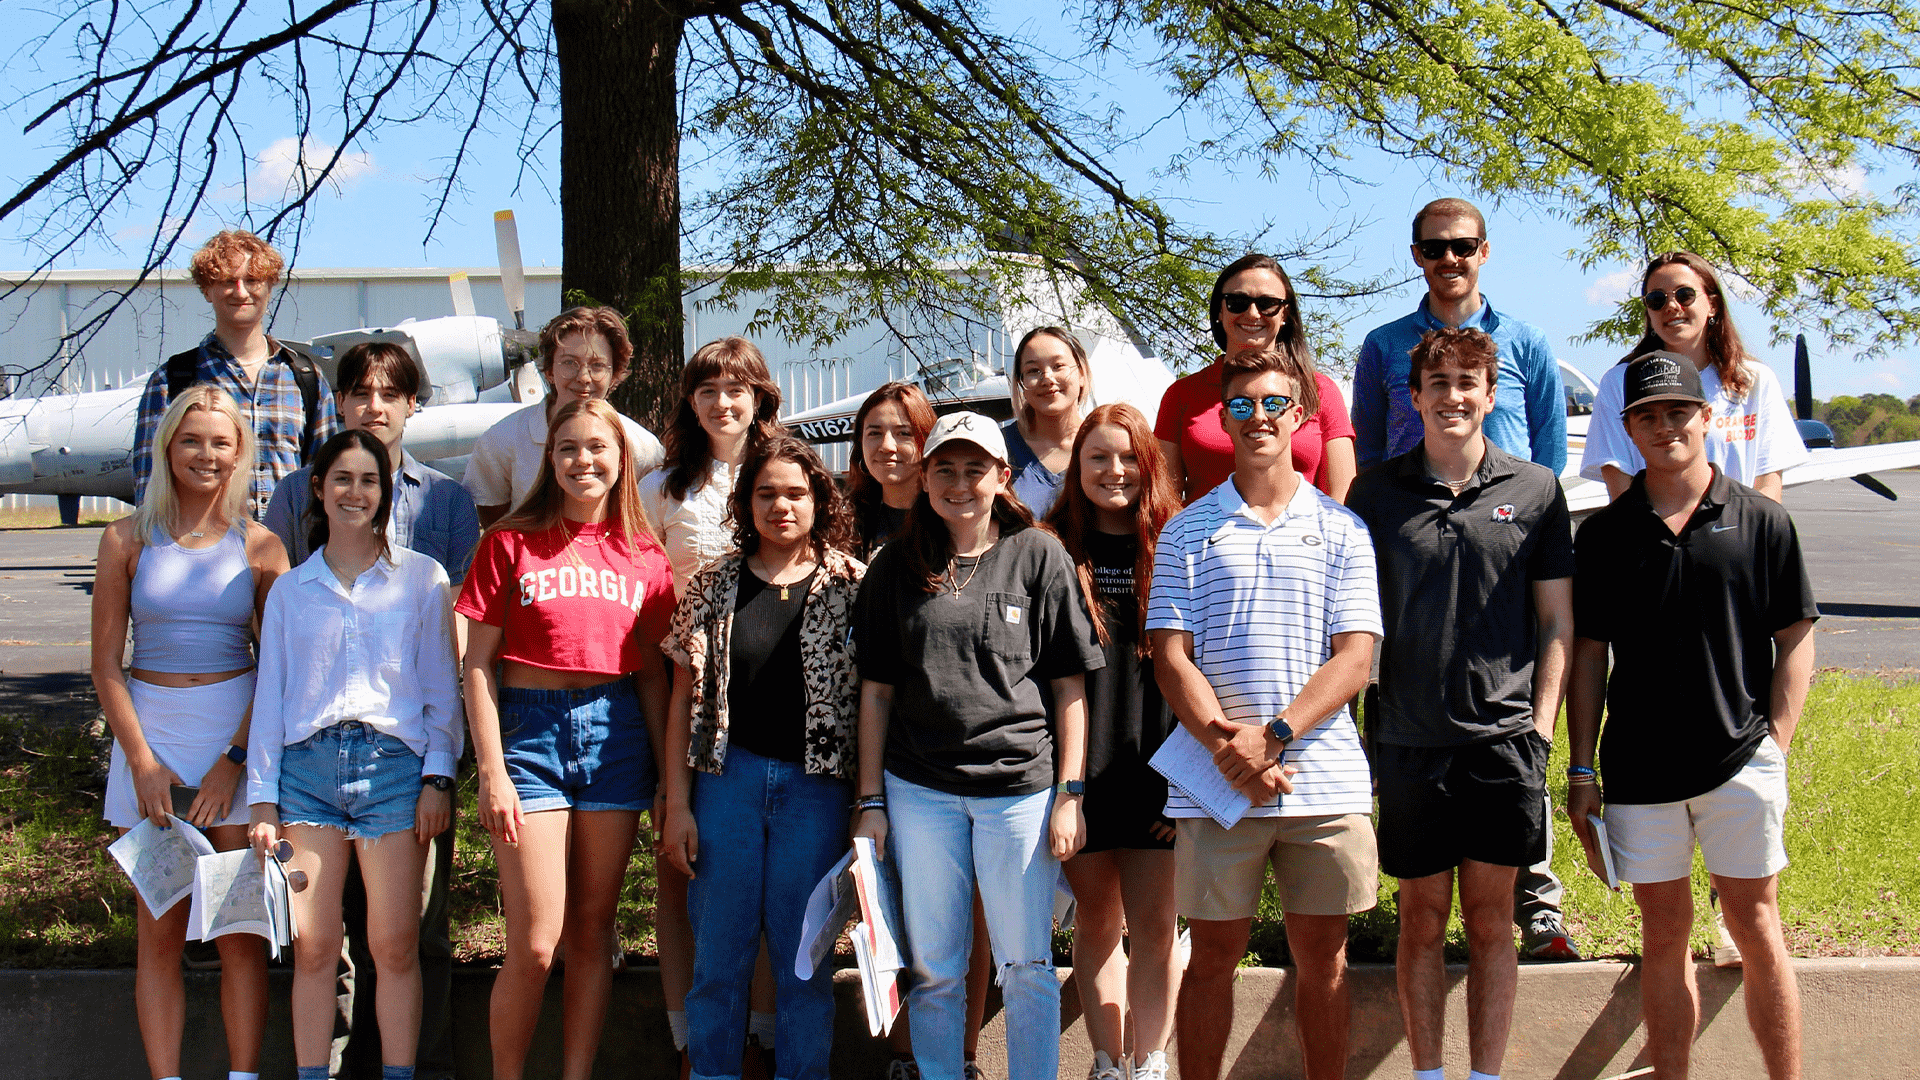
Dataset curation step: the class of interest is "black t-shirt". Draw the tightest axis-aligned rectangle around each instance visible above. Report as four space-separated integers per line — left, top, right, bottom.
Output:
853 526 1107 797
1079 530 1172 791
1573 467 1819 804
1347 443 1576 747
858 503 911 561
726 567 816 763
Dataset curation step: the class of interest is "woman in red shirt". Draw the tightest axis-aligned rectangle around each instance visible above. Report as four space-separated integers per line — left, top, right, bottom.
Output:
456 398 676 1080
1154 254 1356 503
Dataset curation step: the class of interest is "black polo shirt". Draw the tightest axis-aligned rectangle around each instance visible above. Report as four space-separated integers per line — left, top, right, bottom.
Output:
1573 466 1818 805
1348 442 1575 747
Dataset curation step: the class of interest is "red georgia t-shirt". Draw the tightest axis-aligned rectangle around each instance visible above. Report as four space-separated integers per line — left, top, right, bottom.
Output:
1153 361 1354 502
455 520 675 676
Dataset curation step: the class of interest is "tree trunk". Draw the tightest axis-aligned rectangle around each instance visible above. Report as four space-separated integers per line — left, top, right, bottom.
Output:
551 0 685 433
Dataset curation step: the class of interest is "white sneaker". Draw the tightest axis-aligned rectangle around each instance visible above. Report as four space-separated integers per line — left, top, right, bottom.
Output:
1713 906 1744 968
1089 1051 1124 1080
1131 1050 1169 1080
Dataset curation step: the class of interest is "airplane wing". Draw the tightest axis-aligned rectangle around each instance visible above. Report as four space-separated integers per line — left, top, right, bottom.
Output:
1780 442 1920 488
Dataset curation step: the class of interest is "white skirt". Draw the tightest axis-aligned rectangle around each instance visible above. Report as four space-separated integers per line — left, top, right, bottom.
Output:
104 673 256 830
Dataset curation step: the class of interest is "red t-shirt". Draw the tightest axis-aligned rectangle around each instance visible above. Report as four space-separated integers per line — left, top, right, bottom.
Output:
455 520 676 676
1153 361 1354 502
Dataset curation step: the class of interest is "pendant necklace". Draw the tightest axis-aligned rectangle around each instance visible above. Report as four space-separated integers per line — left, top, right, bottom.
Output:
946 554 984 595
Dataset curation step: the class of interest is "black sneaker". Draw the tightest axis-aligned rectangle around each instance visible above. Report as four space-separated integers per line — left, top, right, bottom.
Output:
1522 910 1583 961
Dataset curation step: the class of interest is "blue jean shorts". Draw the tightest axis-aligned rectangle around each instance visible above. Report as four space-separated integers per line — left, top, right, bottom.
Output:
278 721 422 840
499 678 655 813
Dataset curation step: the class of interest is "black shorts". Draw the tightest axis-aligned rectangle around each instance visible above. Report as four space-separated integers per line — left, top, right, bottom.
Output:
1079 767 1175 854
1374 728 1548 880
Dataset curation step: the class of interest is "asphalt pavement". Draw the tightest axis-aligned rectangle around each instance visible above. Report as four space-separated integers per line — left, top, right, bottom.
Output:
0 469 1913 719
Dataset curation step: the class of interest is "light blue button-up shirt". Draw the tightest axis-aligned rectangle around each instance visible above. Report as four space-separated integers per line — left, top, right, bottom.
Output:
263 450 481 583
1352 295 1567 474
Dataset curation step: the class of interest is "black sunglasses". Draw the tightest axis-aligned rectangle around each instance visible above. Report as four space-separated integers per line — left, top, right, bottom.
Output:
1221 292 1288 317
1642 286 1700 312
1413 237 1485 260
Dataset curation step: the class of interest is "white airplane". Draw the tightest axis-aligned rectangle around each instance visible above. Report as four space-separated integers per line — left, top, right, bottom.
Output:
0 213 546 521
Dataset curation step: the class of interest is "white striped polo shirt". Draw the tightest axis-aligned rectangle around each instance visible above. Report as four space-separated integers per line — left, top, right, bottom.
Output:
1147 475 1383 818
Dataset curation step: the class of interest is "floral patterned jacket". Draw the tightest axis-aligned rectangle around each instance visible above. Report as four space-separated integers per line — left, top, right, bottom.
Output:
660 546 866 779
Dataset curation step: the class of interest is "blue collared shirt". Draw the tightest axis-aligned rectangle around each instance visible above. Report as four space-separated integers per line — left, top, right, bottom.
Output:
1352 295 1567 474
263 450 481 583
132 332 341 519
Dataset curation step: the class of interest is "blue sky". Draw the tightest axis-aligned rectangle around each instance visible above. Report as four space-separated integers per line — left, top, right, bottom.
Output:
3 6 1913 402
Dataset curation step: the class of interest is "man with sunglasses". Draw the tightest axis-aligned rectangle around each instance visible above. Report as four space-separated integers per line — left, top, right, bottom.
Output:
1352 197 1580 963
1348 327 1575 1080
1567 354 1815 1080
1148 347 1382 1080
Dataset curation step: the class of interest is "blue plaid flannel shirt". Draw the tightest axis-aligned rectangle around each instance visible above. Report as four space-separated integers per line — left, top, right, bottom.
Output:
131 332 341 520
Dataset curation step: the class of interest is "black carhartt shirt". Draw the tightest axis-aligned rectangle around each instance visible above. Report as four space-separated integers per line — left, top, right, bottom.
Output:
1349 443 1575 747
1573 467 1818 805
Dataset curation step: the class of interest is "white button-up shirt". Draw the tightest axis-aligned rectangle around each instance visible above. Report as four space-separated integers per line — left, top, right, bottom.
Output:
463 402 666 511
640 460 738 594
247 545 464 806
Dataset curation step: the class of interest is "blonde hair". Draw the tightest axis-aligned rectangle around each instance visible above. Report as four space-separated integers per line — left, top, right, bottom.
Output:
490 399 653 545
133 385 255 545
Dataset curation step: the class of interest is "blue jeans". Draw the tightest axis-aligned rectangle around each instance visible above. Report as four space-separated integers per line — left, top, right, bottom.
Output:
687 746 851 1080
885 773 1060 1080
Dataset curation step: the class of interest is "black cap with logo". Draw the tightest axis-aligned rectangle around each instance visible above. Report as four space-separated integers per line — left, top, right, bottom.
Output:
1620 351 1708 417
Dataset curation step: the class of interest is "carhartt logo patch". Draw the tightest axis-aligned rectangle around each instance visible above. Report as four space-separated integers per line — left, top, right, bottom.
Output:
1492 504 1516 523
1004 603 1024 625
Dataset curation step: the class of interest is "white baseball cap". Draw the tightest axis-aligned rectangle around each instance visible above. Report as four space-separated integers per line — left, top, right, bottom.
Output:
922 411 1009 464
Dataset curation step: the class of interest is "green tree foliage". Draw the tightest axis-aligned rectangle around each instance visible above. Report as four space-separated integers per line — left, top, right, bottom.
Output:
8 0 1920 398
1815 393 1920 445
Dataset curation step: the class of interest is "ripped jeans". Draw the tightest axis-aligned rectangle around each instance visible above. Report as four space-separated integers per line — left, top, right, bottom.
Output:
885 773 1060 1080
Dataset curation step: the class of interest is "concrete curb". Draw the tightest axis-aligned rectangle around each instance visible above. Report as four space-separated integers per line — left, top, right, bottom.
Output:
4 958 1913 1078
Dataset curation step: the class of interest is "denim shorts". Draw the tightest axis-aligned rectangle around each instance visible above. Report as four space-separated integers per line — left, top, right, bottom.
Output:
278 721 422 840
499 678 656 813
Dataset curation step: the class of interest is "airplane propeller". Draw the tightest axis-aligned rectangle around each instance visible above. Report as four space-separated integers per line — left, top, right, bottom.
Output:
1794 332 1897 500
495 210 528 332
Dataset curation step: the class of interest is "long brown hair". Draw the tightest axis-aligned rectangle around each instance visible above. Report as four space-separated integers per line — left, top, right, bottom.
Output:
661 336 784 501
1623 251 1753 399
304 430 394 565
847 381 937 526
897 454 1035 594
1045 404 1178 656
730 436 856 560
490 398 652 550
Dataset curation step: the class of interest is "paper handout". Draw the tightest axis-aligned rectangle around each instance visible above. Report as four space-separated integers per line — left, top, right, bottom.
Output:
108 815 216 918
791 836 909 1036
1586 814 1621 891
1149 725 1255 829
189 848 297 958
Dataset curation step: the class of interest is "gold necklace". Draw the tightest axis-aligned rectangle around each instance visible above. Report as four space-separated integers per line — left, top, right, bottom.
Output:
561 521 604 576
750 552 816 601
946 553 985 595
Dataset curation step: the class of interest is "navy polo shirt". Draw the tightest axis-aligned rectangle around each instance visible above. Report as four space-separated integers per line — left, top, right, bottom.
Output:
1349 442 1575 747
1573 467 1819 805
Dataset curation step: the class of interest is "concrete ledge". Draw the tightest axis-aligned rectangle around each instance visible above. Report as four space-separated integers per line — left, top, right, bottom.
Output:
3 958 1914 1078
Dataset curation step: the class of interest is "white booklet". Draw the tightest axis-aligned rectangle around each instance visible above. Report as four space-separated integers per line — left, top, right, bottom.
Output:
792 837 907 1036
1149 725 1254 829
189 848 298 958
1586 814 1621 891
107 815 216 918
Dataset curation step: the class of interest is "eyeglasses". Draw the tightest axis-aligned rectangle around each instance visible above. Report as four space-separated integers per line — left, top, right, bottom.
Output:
1221 292 1288 317
1413 237 1485 261
554 358 614 379
1019 362 1077 386
1642 287 1700 312
1224 394 1294 421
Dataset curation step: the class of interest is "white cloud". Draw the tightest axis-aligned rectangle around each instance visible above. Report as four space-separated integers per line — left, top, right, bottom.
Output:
251 136 375 197
1584 268 1637 306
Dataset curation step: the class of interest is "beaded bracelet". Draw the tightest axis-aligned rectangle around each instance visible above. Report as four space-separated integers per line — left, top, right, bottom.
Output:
853 795 888 815
1566 765 1597 779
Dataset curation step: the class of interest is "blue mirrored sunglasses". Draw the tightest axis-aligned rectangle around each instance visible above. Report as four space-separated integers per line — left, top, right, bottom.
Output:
1224 394 1293 421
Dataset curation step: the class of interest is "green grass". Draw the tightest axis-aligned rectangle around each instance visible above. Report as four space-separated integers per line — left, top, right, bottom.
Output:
2 673 1915 968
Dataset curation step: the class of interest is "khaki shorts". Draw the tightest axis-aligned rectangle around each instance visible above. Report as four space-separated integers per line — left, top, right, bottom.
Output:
1606 736 1790 884
1175 813 1379 920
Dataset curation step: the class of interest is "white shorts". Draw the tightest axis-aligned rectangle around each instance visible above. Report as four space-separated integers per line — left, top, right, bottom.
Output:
1605 735 1788 884
104 674 255 830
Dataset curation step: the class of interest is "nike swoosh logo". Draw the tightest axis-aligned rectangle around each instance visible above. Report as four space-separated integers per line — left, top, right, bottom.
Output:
1711 523 1738 532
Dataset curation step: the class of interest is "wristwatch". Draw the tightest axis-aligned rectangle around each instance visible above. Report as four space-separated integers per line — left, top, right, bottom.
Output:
422 775 454 792
1266 716 1296 749
224 744 247 765
1055 780 1085 796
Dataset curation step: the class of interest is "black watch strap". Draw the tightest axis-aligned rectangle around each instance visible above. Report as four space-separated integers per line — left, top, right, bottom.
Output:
422 774 454 791
224 744 247 765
